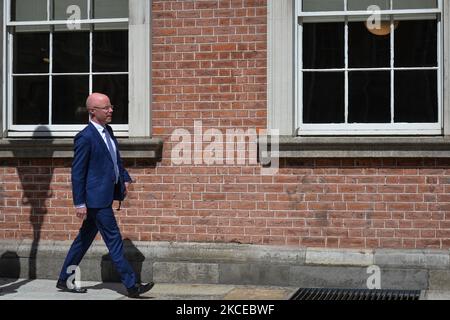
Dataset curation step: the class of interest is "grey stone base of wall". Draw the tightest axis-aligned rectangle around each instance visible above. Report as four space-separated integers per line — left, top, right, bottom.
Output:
1 240 450 290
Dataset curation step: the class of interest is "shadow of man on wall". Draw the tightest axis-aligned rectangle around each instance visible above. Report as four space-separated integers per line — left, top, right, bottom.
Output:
15 126 54 279
82 239 147 297
101 238 145 284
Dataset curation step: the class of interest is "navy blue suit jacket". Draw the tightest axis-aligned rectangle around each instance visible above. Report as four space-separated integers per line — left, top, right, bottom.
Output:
72 122 132 208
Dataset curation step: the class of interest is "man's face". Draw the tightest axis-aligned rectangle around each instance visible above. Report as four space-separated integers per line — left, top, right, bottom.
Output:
90 97 113 125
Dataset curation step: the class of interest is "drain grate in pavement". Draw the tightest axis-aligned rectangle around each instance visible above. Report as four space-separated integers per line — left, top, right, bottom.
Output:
290 288 421 301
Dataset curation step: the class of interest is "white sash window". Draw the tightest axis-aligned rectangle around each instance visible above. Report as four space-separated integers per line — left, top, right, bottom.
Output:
3 0 129 137
296 0 443 135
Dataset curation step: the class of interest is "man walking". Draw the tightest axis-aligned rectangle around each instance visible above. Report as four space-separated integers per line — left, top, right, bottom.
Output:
56 93 153 298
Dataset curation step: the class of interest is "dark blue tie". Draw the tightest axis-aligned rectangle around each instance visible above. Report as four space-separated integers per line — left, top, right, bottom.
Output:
103 128 119 184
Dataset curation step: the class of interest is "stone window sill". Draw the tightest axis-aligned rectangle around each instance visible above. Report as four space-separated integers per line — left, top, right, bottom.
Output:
0 138 163 159
260 136 450 161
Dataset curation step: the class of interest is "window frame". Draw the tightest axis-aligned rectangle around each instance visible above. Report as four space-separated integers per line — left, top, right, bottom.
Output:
1 0 151 138
295 0 444 136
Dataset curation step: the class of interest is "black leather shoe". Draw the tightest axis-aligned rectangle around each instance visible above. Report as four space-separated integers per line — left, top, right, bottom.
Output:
56 280 87 293
127 282 154 298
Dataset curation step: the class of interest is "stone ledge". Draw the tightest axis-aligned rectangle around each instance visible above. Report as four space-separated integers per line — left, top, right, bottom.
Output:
289 266 428 290
374 249 450 270
260 136 450 159
153 262 220 284
2 240 450 289
305 248 374 267
0 137 163 159
1 240 449 269
0 240 306 265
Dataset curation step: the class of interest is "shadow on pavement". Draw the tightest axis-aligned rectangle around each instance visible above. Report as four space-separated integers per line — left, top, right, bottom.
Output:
0 251 33 296
0 279 33 296
83 282 154 299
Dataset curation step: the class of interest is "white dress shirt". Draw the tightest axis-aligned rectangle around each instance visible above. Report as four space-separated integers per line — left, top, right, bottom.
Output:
90 120 117 155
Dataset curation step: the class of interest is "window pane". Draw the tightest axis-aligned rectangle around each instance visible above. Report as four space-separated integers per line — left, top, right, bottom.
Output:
349 22 390 68
394 70 437 123
13 76 49 124
348 0 390 10
393 0 437 9
93 0 128 19
12 0 47 21
13 32 49 74
53 31 89 73
53 0 90 31
302 0 344 11
94 22 128 31
15 26 50 32
395 20 437 67
52 76 89 124
53 0 87 20
303 23 344 69
93 75 128 124
349 72 390 123
303 72 344 124
93 30 128 72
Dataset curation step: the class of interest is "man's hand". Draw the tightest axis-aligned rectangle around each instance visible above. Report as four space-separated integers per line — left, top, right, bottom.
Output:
124 182 130 197
76 207 87 220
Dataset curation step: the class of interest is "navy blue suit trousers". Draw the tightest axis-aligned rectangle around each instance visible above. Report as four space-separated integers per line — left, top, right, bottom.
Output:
58 207 136 289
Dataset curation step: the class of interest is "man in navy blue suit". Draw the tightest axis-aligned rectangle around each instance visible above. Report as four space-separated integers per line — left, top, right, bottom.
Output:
56 93 153 298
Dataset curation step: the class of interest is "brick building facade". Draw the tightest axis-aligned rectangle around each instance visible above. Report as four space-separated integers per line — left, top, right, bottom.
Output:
0 0 450 249
1 0 450 289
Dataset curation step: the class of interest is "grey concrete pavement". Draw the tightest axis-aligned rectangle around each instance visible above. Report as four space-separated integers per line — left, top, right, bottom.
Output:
419 290 450 300
1 278 448 300
0 278 297 300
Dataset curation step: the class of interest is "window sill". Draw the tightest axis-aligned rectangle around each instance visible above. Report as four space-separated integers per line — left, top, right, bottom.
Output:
0 138 163 159
260 136 450 161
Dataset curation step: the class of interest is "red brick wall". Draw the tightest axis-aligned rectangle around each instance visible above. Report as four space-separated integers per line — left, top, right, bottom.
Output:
1 0 450 249
2 157 450 248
